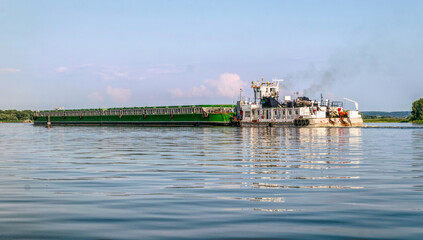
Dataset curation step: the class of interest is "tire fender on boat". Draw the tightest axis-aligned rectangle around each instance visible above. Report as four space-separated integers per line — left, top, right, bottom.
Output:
305 119 310 126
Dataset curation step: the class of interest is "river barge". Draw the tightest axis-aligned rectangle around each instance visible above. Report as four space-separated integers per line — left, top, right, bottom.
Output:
33 78 363 128
233 79 364 127
33 105 236 126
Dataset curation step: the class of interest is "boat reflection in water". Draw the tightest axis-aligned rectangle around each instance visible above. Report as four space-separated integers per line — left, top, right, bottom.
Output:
412 129 423 191
169 126 363 212
236 127 363 211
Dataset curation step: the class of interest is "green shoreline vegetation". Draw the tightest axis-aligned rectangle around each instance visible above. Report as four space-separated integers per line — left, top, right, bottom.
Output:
0 110 34 123
362 117 423 123
363 118 423 123
363 118 409 123
362 98 423 123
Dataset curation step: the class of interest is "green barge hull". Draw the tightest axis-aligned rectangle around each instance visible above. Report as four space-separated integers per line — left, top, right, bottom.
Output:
33 105 236 127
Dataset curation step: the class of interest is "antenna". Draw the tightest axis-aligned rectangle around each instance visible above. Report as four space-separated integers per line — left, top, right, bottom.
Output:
239 88 242 101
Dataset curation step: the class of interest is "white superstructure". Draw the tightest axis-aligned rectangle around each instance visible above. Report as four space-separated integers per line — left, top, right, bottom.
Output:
234 79 363 127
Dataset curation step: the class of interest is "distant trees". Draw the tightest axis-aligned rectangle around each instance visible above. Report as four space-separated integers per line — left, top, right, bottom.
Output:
0 110 34 122
410 98 423 121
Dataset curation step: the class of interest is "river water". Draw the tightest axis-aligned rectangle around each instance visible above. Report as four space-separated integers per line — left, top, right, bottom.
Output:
0 123 422 239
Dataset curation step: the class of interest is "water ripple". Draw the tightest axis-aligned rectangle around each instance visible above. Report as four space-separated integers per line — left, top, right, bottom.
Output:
0 123 422 239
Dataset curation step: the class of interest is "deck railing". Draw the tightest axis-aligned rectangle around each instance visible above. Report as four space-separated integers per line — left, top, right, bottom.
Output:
35 106 234 117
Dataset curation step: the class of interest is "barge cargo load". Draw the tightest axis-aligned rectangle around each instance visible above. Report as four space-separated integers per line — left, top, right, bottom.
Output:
33 105 236 126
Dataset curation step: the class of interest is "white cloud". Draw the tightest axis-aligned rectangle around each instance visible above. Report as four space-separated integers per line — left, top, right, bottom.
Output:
88 92 104 102
56 67 69 73
168 88 186 98
0 68 20 73
169 85 213 98
76 64 93 68
97 68 129 81
114 72 128 77
106 86 132 103
206 73 246 98
191 85 212 97
169 73 246 99
99 73 115 81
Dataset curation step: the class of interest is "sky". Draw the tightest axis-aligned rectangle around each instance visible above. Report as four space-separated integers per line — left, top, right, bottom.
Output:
0 0 422 111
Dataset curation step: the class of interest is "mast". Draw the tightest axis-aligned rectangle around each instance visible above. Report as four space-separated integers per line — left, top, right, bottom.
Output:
272 78 283 101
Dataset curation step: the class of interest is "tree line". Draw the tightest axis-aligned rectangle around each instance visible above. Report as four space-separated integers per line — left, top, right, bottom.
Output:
356 99 423 123
0 110 34 122
410 98 423 122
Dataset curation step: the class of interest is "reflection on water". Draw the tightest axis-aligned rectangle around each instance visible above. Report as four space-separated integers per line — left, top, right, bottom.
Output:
412 129 423 191
237 127 363 192
0 124 422 239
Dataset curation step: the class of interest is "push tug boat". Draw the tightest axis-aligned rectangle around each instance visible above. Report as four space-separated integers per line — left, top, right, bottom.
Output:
233 79 364 127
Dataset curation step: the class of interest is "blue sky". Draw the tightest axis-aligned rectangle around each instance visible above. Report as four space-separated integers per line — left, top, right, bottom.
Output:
1 0 422 111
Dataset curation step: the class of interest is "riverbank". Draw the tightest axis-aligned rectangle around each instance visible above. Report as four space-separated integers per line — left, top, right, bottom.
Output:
363 118 408 123
363 118 423 123
0 120 32 123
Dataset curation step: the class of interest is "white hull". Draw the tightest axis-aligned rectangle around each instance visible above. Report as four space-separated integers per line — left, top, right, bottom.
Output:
238 117 363 127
